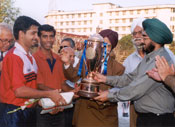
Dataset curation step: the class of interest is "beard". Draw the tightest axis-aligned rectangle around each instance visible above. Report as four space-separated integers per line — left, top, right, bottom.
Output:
143 43 155 54
132 38 144 50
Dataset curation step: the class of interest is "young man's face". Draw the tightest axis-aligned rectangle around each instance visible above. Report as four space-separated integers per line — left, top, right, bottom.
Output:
39 31 55 50
22 25 39 49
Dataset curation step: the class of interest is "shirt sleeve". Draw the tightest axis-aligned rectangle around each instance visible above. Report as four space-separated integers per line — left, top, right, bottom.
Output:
6 54 26 91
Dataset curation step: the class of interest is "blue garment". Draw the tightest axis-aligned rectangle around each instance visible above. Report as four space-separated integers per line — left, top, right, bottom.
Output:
46 58 56 72
0 103 36 127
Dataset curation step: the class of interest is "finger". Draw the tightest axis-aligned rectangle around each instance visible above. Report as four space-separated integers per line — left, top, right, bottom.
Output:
161 56 169 67
171 64 175 73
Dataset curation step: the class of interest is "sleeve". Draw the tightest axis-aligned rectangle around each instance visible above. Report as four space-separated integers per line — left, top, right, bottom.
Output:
6 54 26 91
123 56 131 74
36 67 44 85
106 67 138 88
107 73 161 102
164 75 175 92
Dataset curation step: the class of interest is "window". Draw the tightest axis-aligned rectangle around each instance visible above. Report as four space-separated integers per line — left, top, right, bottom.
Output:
100 13 103 17
145 9 148 14
115 19 119 23
130 11 133 15
123 11 126 15
84 21 87 25
137 10 140 14
100 20 103 24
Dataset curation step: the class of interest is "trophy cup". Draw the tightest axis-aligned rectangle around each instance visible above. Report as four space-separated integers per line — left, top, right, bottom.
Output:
78 34 106 98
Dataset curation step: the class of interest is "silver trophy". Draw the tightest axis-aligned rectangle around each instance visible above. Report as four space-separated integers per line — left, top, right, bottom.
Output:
78 34 106 98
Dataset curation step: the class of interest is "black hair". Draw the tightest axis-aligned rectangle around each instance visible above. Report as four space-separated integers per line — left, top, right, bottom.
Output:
13 16 40 40
61 38 75 48
38 24 56 37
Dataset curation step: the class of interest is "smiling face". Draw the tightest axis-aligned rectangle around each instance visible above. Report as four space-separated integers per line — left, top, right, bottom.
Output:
20 25 39 51
39 31 55 51
0 28 14 52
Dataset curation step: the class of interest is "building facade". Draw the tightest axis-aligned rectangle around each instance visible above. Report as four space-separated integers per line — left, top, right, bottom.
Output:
45 3 175 39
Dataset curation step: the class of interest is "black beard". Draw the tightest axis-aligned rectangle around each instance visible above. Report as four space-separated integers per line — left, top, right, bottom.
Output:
143 43 155 54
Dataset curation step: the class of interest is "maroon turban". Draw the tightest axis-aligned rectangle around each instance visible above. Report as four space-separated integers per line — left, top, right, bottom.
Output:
99 29 118 49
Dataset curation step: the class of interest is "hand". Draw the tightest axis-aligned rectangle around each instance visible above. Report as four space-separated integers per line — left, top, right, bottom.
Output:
49 107 64 115
147 68 162 81
0 61 2 71
48 89 66 106
94 90 109 102
155 56 175 81
60 47 75 65
71 84 80 99
93 72 106 83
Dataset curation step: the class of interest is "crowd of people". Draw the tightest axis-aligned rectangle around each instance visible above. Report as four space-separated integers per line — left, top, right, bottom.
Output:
0 15 175 127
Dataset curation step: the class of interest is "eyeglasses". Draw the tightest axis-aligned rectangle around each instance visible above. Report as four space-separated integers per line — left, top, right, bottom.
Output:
58 45 69 53
132 31 143 36
60 46 68 50
0 38 14 44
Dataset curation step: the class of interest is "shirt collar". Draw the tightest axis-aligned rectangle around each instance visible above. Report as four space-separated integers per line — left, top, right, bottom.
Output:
14 42 32 56
37 47 57 60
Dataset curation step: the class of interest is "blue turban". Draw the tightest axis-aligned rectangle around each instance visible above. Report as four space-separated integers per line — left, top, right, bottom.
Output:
143 18 173 44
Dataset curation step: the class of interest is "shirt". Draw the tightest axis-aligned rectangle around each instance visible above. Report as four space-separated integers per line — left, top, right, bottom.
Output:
123 50 143 74
33 48 66 90
0 42 38 107
106 47 175 114
123 48 175 74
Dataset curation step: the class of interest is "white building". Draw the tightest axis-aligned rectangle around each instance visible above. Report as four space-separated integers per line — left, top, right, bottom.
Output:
45 3 175 39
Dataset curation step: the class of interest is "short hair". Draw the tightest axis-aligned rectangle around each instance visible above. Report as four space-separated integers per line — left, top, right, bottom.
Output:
0 23 13 34
13 16 40 40
61 38 75 48
38 24 56 37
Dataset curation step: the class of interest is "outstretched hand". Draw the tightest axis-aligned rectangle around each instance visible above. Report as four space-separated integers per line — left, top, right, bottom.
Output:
92 72 107 83
94 90 109 102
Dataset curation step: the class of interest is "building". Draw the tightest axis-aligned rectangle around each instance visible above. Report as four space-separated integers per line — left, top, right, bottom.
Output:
45 3 175 39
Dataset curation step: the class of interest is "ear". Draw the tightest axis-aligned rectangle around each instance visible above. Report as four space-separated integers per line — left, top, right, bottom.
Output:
19 31 24 39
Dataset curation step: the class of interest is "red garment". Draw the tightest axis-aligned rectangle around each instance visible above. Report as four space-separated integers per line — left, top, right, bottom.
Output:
33 48 66 90
0 43 37 107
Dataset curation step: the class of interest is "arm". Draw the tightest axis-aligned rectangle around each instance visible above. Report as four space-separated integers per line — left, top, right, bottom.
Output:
164 75 175 92
37 83 54 91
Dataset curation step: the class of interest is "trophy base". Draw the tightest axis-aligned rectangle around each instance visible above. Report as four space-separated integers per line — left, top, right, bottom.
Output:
78 90 98 98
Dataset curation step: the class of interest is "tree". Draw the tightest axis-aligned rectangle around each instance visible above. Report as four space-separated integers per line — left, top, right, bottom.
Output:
0 0 20 24
169 41 175 54
114 34 135 63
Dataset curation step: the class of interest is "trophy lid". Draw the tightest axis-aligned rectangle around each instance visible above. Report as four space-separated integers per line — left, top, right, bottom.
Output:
87 33 104 42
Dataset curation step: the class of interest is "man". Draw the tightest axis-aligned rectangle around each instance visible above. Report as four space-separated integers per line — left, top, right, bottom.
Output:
33 24 73 127
0 23 14 72
119 17 146 127
0 16 66 127
147 55 175 92
94 18 175 127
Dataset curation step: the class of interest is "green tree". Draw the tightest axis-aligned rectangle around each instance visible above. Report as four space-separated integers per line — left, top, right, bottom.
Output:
169 41 175 54
0 0 20 24
114 34 135 63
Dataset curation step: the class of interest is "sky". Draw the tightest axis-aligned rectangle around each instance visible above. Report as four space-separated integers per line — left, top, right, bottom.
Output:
14 0 175 24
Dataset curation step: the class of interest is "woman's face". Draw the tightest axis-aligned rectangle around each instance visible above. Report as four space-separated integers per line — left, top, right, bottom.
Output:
103 37 112 53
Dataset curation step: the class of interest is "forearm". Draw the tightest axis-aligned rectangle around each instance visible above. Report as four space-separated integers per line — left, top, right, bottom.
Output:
15 86 54 99
37 84 54 91
61 82 73 92
106 73 133 88
164 75 175 92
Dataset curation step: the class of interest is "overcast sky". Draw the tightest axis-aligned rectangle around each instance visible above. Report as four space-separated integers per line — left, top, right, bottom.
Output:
14 0 175 24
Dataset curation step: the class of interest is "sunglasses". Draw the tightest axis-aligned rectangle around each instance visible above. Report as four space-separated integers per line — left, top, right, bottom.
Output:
58 46 69 53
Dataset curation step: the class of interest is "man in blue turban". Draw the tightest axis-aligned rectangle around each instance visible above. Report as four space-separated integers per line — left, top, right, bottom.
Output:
94 18 175 127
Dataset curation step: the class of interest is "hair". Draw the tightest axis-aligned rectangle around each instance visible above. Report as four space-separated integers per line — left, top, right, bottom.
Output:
13 16 40 40
0 23 13 34
61 38 75 48
38 24 56 37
